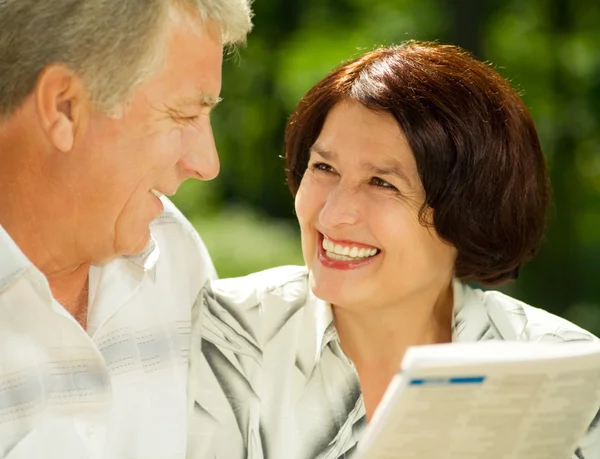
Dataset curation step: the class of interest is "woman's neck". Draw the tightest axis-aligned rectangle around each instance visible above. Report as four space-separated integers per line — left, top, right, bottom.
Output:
332 280 455 419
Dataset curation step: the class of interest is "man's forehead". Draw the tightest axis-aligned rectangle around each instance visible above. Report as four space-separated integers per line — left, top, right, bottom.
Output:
161 13 224 111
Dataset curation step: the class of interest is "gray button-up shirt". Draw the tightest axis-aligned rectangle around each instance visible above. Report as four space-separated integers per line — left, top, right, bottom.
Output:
188 265 599 459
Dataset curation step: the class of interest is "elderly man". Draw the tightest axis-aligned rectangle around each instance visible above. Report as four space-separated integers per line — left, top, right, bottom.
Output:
0 0 252 457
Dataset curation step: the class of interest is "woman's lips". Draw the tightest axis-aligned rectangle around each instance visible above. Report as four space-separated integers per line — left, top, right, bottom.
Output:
318 232 380 270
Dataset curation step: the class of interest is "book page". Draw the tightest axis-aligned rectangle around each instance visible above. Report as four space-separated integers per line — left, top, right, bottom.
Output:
355 342 600 459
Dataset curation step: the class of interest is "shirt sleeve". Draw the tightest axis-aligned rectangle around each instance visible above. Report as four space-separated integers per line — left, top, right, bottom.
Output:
189 227 218 282
575 409 600 459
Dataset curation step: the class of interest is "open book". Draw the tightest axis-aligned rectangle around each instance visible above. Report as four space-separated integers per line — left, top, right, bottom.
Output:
354 341 600 459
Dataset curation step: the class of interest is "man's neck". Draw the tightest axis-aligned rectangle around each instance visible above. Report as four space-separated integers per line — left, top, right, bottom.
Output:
0 176 91 328
1 104 93 328
47 263 91 329
4 215 92 327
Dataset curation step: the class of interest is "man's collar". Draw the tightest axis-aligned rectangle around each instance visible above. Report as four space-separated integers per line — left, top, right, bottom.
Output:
123 234 160 275
87 235 160 337
0 223 33 292
0 221 160 279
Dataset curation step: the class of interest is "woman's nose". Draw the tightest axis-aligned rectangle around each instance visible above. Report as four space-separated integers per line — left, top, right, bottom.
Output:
318 183 362 230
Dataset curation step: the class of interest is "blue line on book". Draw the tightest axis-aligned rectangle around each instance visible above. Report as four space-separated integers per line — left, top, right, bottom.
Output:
409 376 486 385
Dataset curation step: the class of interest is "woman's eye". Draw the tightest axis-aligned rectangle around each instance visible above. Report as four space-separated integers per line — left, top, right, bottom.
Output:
370 177 398 191
311 162 335 173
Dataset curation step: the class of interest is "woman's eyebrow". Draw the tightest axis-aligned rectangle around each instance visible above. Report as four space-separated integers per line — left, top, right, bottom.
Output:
310 144 412 185
309 144 335 159
364 162 412 185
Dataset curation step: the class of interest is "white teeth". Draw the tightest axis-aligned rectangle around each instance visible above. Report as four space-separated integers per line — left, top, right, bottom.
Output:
327 252 355 262
322 239 334 252
321 236 379 260
151 188 163 198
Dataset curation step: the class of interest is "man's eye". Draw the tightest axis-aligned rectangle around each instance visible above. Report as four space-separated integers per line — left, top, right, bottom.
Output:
179 115 199 124
165 106 199 125
370 177 398 191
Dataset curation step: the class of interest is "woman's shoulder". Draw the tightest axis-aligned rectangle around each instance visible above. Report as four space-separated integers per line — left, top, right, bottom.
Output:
205 265 309 307
461 282 597 343
194 266 313 346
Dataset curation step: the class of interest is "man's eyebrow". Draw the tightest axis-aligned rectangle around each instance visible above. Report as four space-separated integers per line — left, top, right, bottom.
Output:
199 93 222 108
309 144 412 185
176 93 223 110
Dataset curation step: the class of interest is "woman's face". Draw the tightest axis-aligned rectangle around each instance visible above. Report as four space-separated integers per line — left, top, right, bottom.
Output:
295 100 457 311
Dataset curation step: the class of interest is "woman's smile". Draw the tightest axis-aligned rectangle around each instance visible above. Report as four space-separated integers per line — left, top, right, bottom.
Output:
318 232 381 270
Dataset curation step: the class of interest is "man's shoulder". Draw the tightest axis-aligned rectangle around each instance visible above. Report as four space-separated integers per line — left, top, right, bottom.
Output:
149 197 216 275
473 286 597 343
151 197 197 234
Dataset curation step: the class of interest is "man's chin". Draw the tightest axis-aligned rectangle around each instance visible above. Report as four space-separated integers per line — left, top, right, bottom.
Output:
92 229 153 266
120 230 153 256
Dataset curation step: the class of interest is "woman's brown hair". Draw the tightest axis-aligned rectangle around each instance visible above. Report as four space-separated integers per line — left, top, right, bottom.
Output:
285 41 550 286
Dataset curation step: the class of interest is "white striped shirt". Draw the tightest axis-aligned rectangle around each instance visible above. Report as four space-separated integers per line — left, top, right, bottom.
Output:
0 198 216 459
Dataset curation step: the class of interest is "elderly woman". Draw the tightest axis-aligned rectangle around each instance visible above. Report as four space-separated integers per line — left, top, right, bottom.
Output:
187 41 599 459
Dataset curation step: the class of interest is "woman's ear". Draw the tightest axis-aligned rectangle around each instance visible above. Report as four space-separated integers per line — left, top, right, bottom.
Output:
35 65 86 153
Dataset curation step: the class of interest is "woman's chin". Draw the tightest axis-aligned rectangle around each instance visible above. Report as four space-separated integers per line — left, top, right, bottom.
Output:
309 278 358 309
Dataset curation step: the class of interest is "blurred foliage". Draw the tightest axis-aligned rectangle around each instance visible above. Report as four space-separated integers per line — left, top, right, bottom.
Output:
172 0 600 335
189 205 304 279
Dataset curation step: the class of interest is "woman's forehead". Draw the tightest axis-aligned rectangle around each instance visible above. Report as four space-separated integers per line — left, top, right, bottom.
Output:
313 101 418 175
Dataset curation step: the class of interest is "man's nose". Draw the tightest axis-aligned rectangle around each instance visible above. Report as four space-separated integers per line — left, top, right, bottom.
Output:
178 119 220 181
318 183 362 230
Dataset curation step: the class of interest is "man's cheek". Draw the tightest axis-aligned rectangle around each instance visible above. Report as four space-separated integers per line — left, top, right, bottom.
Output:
152 128 185 165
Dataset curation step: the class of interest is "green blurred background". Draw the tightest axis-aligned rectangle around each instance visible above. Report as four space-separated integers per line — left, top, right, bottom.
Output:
171 0 600 335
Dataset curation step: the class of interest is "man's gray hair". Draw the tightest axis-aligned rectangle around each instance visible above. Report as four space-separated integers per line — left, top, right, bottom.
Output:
0 0 253 118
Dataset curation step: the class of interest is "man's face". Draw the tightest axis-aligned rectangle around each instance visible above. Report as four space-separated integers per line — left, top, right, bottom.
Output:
69 12 223 262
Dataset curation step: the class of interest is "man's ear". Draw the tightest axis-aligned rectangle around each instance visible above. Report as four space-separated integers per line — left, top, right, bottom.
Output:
35 65 87 153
